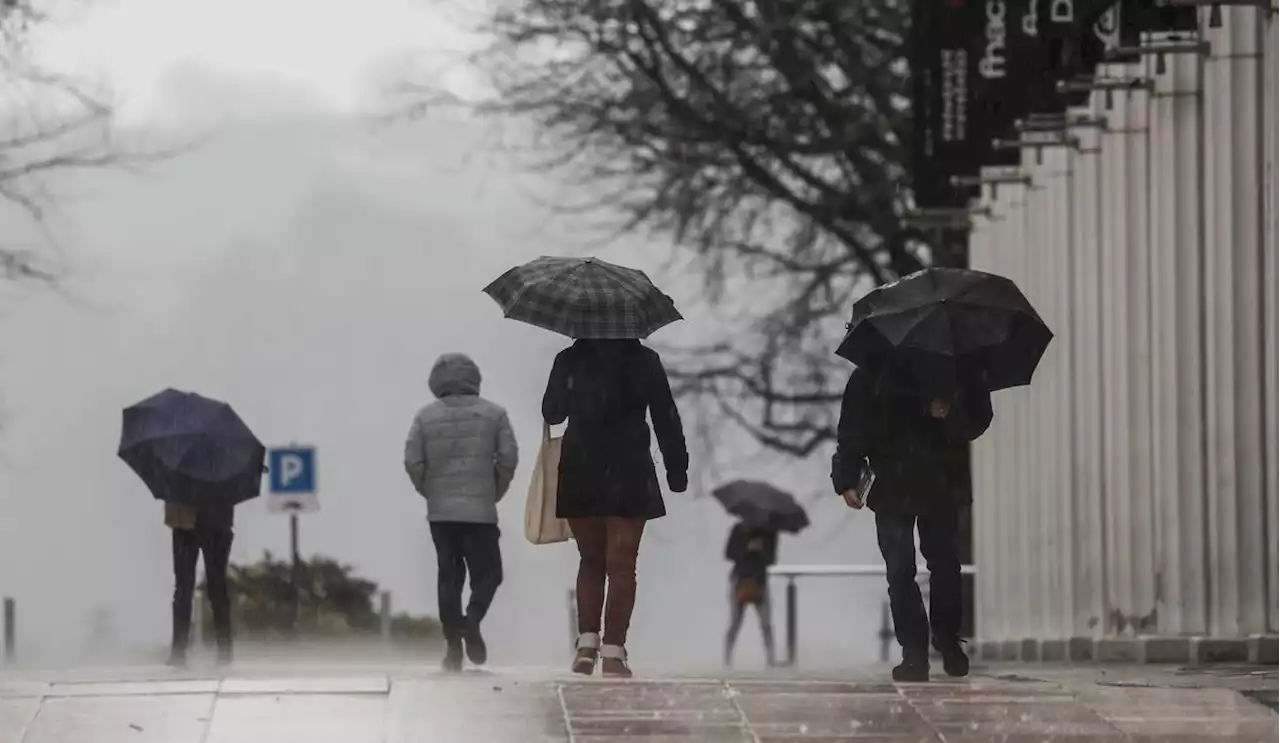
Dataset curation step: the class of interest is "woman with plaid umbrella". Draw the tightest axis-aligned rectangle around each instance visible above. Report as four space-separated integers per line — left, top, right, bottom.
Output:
485 256 690 677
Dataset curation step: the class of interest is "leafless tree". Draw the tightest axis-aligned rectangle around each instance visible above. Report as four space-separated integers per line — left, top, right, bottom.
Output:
396 0 938 456
0 0 173 284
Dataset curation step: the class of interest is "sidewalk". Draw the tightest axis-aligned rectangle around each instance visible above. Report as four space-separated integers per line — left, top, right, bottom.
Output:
1 662 1275 742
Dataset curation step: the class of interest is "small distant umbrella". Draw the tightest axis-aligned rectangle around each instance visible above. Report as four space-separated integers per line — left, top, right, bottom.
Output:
712 480 810 534
483 255 682 339
835 267 1053 396
118 388 266 507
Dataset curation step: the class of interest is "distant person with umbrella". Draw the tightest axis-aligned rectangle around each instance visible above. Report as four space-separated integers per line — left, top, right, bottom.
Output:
485 256 689 678
118 389 267 667
832 268 1052 682
712 480 809 668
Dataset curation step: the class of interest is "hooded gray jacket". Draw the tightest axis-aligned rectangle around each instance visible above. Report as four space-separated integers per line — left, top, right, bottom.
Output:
404 353 518 523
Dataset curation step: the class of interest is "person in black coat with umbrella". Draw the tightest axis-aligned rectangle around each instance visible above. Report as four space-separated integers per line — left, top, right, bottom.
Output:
543 339 688 678
832 366 992 682
723 521 778 668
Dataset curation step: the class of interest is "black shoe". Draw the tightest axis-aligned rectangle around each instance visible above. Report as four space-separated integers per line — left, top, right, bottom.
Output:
935 638 970 678
165 652 188 669
442 640 464 672
463 623 488 666
892 659 930 683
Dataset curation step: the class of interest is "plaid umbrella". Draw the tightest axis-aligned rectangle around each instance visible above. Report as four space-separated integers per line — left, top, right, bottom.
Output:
482 256 683 339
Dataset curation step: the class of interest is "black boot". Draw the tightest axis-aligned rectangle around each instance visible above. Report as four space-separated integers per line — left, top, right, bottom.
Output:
442 637 464 672
463 618 487 666
892 649 930 683
934 637 969 678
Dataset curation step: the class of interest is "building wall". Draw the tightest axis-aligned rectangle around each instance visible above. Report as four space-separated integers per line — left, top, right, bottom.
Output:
970 7 1279 645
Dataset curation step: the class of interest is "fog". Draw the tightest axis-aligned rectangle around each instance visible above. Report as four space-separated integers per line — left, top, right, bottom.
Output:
0 1 887 673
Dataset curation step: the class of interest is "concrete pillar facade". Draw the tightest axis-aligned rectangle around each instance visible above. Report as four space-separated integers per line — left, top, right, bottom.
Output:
970 8 1278 663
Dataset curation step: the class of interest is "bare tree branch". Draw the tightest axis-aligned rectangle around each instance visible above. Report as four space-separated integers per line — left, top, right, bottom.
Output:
391 0 942 454
0 0 191 285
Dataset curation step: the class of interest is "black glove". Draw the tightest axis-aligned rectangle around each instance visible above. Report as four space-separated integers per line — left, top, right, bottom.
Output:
667 471 688 493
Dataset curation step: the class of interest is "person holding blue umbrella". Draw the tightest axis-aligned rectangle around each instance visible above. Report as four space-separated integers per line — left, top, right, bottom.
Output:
119 389 266 667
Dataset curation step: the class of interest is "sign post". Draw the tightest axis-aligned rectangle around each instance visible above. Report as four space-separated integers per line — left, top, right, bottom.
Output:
268 446 318 637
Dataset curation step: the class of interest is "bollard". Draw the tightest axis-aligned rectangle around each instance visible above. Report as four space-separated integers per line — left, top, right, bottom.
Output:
3 597 14 662
379 591 391 644
784 579 798 667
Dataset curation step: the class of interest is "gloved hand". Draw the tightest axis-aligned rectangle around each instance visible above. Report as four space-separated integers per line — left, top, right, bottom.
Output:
667 471 688 493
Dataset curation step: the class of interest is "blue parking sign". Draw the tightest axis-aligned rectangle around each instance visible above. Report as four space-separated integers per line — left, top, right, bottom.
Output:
268 447 316 494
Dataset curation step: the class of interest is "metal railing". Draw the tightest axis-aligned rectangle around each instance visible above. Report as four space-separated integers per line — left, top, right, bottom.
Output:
769 563 977 667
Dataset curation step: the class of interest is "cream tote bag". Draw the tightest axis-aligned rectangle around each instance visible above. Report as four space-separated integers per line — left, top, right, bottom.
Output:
524 424 573 545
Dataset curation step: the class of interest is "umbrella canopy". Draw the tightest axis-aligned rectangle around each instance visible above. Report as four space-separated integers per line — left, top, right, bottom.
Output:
835 267 1053 396
118 388 266 506
712 479 810 534
482 256 682 339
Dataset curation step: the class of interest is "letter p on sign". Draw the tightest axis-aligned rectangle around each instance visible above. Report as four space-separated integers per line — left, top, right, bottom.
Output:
268 447 316 495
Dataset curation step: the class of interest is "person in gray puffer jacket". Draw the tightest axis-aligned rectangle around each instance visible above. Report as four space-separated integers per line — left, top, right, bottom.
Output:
404 353 518 671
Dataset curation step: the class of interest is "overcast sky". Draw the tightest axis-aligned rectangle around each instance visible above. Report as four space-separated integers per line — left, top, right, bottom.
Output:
0 0 887 671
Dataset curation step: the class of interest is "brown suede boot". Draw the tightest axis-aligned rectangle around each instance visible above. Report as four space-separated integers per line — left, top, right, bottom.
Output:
600 644 632 678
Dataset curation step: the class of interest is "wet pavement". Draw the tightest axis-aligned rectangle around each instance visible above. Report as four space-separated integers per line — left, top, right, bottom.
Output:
0 663 1275 742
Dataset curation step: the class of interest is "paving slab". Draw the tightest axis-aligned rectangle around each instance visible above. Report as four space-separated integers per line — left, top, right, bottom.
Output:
44 680 219 698
203 695 385 743
0 698 39 743
217 675 389 695
386 677 567 743
21 695 213 743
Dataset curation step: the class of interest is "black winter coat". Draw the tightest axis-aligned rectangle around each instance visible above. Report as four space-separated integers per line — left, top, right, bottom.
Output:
543 340 689 520
831 366 992 515
724 523 778 582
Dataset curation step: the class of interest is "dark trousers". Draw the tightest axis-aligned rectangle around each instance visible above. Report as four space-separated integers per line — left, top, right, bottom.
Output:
875 508 962 660
568 517 645 646
725 582 775 666
172 525 233 657
429 522 503 641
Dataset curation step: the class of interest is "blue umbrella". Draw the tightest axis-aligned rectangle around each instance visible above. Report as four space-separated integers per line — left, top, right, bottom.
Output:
118 388 265 506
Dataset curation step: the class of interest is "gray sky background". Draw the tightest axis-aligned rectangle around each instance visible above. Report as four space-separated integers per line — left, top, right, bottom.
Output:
0 0 887 671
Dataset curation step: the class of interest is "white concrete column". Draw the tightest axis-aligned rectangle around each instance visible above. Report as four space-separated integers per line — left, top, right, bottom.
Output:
1019 149 1048 640
1147 30 1209 636
1038 143 1073 638
1069 92 1107 638
1121 64 1158 637
1004 176 1033 641
969 200 1000 641
1201 5 1270 637
1098 63 1136 636
1262 6 1279 635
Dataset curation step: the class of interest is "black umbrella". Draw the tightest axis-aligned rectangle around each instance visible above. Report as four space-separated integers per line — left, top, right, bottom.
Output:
835 267 1053 396
483 256 682 339
712 480 810 534
118 388 266 507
